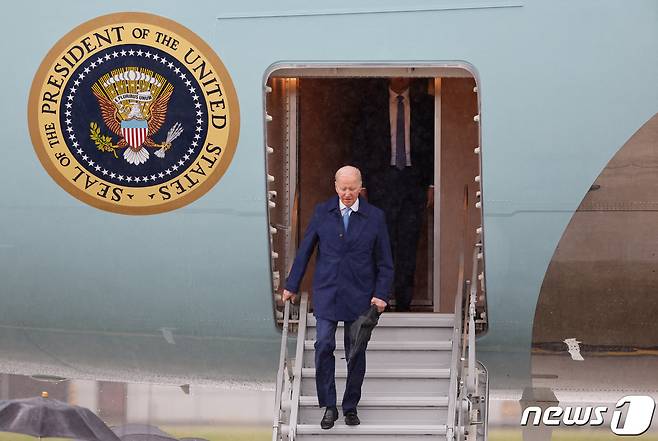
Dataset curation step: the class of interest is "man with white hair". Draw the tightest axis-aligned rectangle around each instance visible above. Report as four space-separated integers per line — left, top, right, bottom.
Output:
283 165 393 429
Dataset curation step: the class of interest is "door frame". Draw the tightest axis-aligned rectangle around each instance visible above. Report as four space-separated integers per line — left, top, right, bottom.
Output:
264 62 479 313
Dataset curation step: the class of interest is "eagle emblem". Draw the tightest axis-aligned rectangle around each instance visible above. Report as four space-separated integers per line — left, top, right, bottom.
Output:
90 67 183 165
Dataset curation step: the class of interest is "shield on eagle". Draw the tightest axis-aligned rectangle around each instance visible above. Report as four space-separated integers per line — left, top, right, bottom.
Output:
120 119 149 149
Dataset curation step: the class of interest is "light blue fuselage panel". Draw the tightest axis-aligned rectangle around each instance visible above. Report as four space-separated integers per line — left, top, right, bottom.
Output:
0 0 656 386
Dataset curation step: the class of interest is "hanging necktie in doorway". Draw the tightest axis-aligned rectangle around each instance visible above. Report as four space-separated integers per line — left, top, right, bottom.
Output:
396 95 406 170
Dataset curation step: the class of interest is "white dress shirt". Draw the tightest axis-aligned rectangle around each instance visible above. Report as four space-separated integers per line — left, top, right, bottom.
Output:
339 198 360 216
389 87 411 167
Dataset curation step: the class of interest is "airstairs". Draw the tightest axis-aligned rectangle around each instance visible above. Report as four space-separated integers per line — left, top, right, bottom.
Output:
272 246 488 441
272 187 488 440
297 312 455 440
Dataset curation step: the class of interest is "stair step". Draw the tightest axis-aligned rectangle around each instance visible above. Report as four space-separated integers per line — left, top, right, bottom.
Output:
307 325 453 341
307 314 454 328
296 433 446 440
299 396 449 406
304 341 452 351
301 376 450 397
300 368 451 396
303 348 453 369
301 368 450 378
302 340 453 369
296 423 447 435
298 396 448 425
298 408 449 426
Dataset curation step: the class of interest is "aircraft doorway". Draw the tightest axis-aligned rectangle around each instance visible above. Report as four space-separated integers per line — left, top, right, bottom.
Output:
266 66 482 314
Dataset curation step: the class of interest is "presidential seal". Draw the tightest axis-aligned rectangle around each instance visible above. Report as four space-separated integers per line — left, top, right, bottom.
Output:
28 12 239 214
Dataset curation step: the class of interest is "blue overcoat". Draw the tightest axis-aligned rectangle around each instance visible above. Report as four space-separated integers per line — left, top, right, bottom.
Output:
285 196 394 321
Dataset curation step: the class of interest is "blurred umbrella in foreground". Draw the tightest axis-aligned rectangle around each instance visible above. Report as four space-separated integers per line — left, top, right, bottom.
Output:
0 392 120 441
111 424 177 441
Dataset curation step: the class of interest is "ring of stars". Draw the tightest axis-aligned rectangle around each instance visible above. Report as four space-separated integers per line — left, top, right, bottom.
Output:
64 47 206 186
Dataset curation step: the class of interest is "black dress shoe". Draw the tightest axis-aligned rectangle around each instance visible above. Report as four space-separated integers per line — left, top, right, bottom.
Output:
344 410 360 426
321 407 338 429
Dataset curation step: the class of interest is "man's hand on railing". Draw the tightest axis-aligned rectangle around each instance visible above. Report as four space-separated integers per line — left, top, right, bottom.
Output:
283 289 298 303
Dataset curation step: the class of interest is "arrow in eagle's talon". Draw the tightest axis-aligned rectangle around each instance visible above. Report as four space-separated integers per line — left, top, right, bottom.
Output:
156 123 184 158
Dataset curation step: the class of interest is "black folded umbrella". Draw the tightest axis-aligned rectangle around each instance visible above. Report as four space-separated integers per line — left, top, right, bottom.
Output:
0 392 120 441
347 304 382 362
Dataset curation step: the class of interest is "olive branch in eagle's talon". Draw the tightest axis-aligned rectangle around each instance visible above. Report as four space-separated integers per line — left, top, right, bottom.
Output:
89 122 123 159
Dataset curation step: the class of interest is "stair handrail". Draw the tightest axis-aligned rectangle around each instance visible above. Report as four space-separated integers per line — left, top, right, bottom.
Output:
447 246 466 441
272 298 292 441
467 245 480 395
447 183 485 440
446 186 469 441
287 292 308 441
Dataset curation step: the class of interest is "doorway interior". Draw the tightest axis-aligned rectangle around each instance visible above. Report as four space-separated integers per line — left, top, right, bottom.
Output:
266 66 481 313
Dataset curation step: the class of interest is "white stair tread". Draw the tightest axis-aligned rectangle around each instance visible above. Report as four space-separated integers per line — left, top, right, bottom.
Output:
307 314 454 327
301 368 450 378
298 396 449 407
296 423 447 435
304 341 452 351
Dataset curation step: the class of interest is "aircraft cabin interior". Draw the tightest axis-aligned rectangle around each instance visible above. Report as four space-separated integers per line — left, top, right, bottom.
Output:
265 66 486 319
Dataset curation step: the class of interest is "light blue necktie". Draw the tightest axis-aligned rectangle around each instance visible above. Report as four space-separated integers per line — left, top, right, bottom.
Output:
395 95 406 170
342 207 351 231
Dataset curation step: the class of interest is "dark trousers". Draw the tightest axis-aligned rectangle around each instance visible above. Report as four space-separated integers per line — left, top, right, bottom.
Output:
314 317 367 414
370 167 426 311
